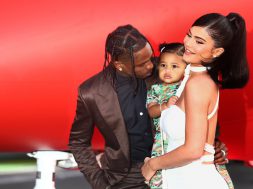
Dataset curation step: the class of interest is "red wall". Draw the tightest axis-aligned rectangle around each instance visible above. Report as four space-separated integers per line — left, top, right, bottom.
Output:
0 0 252 161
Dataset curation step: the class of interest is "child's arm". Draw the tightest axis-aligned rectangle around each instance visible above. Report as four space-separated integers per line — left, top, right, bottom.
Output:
147 102 168 118
147 95 178 118
146 84 169 118
166 96 178 107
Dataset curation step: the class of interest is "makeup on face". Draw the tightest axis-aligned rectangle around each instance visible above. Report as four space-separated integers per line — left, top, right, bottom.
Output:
183 26 216 64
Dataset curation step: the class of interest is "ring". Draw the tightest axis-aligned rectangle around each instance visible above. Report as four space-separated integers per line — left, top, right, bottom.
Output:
221 149 226 157
225 158 229 164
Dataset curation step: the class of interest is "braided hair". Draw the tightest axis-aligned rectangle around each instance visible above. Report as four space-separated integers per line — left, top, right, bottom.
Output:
103 24 154 92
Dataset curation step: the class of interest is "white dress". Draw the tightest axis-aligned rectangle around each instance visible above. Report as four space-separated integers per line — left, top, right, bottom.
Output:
159 65 229 189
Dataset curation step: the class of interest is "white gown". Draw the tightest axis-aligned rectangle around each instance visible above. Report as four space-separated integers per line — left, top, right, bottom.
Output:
159 65 229 189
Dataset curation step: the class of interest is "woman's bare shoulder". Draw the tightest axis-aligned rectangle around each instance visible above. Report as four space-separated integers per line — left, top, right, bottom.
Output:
185 74 217 100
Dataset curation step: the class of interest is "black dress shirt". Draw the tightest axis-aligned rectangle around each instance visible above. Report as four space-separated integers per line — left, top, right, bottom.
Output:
115 72 153 163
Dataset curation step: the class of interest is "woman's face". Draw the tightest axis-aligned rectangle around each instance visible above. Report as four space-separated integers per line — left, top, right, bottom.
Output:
183 26 216 65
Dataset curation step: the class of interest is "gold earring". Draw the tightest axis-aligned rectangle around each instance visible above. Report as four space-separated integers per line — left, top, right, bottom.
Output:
118 67 122 71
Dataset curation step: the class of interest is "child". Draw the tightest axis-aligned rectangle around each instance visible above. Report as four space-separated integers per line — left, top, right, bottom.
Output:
146 42 187 189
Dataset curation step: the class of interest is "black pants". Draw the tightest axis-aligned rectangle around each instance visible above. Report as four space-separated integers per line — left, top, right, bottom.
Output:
110 162 150 189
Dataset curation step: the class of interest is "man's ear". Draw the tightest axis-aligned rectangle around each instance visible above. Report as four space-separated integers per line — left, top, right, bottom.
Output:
113 61 123 72
212 47 224 58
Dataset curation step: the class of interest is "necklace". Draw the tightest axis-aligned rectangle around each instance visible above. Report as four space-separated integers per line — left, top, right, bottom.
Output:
189 65 207 72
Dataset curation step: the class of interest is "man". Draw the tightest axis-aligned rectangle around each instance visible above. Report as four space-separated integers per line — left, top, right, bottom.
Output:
69 25 229 189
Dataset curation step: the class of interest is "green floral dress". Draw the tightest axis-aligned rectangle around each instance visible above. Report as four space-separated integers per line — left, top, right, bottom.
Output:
146 83 180 189
216 164 234 189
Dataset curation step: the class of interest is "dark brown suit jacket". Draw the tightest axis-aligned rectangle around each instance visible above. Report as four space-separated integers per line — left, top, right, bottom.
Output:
69 68 135 189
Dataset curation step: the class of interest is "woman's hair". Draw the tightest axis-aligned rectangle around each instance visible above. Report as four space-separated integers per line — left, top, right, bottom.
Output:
192 12 249 88
153 42 185 83
103 24 154 91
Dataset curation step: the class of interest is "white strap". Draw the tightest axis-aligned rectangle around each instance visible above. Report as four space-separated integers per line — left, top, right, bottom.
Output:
201 143 215 162
175 64 190 98
204 143 215 154
160 129 165 155
200 154 214 162
207 90 219 120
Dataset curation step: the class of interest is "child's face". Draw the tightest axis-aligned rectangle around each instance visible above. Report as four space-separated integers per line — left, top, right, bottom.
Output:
158 53 186 85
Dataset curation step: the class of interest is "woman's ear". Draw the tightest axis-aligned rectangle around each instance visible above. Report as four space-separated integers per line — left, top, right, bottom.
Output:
212 47 224 58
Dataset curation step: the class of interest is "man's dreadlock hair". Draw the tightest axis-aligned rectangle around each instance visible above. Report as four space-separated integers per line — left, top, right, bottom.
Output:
103 24 153 93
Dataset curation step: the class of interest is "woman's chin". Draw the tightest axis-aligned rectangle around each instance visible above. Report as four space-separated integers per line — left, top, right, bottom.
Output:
183 57 201 65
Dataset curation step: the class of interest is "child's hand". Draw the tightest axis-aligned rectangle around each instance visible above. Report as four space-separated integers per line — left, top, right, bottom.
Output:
167 96 178 107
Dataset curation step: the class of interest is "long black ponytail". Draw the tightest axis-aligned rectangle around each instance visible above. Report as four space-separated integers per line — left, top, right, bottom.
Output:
193 12 249 88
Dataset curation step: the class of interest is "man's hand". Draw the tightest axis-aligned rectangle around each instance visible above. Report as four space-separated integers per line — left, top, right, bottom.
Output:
214 140 229 165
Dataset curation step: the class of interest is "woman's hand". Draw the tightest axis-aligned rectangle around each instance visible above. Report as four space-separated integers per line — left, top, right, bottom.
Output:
141 157 156 182
214 140 229 164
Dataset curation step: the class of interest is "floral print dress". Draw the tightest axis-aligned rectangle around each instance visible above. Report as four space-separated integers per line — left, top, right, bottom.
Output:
146 83 180 189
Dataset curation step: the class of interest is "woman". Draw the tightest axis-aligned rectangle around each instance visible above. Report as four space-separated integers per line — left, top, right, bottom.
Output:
141 12 249 189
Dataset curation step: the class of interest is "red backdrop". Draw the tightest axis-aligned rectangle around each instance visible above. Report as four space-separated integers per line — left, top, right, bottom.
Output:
0 0 252 161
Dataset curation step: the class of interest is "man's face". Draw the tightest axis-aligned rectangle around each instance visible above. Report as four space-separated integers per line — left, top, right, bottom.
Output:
119 43 154 79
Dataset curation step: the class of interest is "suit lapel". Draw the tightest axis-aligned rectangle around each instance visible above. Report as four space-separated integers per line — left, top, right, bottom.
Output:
94 76 129 161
